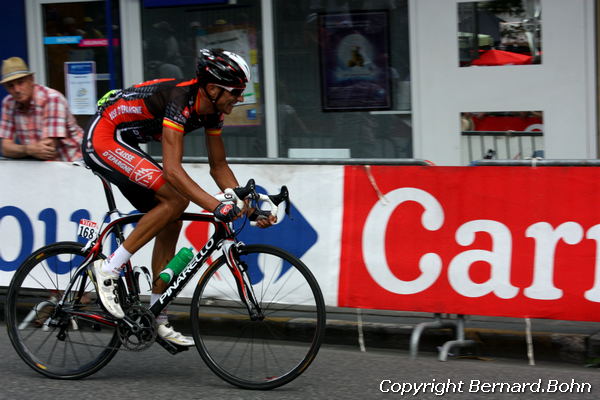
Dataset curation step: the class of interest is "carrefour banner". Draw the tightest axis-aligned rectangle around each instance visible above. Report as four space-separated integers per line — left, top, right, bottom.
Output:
2 162 600 322
339 166 600 322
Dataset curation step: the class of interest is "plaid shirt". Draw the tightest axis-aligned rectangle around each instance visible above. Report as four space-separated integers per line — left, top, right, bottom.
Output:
0 84 83 161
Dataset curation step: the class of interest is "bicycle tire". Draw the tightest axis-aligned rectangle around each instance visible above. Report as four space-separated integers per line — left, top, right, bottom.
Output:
190 244 326 390
5 241 121 379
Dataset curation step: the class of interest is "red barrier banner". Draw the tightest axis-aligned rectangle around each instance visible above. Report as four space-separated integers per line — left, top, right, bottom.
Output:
339 166 600 321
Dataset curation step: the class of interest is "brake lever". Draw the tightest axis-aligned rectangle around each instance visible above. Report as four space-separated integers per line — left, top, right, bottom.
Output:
233 179 256 201
269 186 290 216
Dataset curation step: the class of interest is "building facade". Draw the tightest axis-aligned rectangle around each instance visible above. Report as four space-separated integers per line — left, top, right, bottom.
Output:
1 0 597 165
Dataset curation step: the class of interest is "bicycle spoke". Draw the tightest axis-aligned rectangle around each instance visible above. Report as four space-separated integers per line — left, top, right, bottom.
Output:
67 335 82 367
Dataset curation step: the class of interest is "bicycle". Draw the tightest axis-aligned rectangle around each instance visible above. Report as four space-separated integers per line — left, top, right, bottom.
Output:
5 172 326 390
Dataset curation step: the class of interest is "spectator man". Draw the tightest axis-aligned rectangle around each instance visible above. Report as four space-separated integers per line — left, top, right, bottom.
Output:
0 57 83 161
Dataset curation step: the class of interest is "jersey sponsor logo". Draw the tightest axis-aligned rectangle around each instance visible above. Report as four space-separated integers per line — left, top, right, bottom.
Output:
220 204 233 215
171 114 186 125
108 105 143 120
182 107 190 119
103 150 133 174
133 167 160 185
115 148 136 163
129 159 163 189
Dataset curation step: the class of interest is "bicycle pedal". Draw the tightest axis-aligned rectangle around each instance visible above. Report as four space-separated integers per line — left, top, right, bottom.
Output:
156 336 189 355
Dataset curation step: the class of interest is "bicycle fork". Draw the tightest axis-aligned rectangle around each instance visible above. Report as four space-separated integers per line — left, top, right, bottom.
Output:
222 240 264 321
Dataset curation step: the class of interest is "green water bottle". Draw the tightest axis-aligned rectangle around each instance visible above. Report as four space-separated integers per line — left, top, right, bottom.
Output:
159 248 194 283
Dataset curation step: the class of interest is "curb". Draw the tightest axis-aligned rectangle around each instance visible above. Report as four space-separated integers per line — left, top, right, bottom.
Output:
167 311 600 365
318 319 592 364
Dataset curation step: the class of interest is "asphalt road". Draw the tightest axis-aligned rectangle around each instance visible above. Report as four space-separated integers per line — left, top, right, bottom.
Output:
1 322 599 400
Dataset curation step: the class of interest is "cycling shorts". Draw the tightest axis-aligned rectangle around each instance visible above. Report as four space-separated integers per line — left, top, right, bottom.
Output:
83 113 166 212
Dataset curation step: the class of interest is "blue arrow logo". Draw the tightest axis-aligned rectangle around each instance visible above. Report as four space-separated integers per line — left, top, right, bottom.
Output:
233 185 318 284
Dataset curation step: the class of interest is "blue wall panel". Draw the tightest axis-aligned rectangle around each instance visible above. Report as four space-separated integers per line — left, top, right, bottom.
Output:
0 0 28 100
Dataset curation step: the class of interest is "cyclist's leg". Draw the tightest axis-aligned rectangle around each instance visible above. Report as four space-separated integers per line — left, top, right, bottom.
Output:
119 183 188 254
151 219 183 295
84 116 189 255
116 184 194 345
84 117 192 341
83 117 189 318
126 193 194 345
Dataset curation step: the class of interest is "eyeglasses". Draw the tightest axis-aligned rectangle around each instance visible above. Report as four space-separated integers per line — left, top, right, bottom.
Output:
215 84 245 97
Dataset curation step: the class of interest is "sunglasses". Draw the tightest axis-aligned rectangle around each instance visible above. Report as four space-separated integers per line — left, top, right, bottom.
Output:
215 84 245 97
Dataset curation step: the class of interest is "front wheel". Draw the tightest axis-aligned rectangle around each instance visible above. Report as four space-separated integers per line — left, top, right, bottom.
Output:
190 244 326 390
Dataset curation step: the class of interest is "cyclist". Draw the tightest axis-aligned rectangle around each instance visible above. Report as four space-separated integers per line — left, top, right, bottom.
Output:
82 48 275 346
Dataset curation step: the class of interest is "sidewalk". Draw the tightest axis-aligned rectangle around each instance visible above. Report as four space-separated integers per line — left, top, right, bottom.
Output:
320 309 600 365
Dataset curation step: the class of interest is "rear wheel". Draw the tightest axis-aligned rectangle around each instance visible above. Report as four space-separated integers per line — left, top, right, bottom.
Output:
5 242 120 379
191 244 326 390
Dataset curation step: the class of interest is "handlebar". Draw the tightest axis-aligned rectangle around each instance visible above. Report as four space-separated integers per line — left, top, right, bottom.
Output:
215 179 290 225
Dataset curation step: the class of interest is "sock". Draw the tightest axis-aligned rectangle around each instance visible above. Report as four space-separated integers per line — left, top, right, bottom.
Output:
102 245 132 275
151 293 169 325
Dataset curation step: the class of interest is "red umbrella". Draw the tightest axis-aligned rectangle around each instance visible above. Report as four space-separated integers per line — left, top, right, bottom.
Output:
471 49 532 66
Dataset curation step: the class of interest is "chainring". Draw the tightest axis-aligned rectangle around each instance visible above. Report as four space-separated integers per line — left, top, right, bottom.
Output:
117 305 157 351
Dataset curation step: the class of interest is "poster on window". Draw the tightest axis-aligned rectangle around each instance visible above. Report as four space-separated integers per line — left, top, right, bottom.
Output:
64 61 97 115
319 11 391 111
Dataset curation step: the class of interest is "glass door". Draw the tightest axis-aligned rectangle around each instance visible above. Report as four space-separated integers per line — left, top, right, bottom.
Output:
38 0 122 127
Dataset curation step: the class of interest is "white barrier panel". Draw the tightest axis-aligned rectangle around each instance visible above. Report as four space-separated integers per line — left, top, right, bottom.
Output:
0 161 343 305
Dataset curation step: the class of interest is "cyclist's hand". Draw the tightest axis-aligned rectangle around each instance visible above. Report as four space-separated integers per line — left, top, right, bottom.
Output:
249 208 277 228
241 198 252 215
213 202 242 222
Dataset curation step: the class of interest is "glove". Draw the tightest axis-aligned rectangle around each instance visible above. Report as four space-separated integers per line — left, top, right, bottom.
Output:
249 208 271 221
213 202 241 223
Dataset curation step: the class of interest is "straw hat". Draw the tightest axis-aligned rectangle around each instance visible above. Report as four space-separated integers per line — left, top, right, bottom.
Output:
1 57 34 84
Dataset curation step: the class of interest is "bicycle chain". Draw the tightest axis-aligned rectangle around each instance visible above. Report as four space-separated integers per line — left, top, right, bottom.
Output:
46 306 157 352
117 305 157 351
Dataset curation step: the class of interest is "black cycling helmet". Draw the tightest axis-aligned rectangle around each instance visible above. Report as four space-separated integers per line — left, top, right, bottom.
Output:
196 48 250 88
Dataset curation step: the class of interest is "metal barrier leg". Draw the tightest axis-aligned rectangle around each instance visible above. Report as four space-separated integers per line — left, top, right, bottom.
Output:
18 298 55 331
438 314 476 361
409 313 455 359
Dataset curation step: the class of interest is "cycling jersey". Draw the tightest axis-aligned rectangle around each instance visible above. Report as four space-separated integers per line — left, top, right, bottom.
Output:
83 78 224 212
95 78 224 142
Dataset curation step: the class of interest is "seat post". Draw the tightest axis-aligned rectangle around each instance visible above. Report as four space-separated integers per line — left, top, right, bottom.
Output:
93 171 126 243
94 171 118 214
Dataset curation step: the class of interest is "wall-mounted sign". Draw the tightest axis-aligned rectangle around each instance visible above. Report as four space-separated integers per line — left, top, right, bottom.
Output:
64 61 97 115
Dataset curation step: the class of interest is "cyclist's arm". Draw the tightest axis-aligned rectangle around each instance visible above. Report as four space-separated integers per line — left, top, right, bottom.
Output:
205 133 238 191
161 127 220 211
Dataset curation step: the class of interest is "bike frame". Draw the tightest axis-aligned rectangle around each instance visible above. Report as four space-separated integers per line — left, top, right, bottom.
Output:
57 173 260 334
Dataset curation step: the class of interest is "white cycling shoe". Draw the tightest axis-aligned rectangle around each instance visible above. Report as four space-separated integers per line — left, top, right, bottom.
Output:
158 323 194 346
91 260 125 319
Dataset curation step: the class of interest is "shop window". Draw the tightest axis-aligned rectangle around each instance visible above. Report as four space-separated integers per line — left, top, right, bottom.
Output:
141 1 265 158
274 0 412 159
458 0 542 67
42 1 122 129
461 111 544 163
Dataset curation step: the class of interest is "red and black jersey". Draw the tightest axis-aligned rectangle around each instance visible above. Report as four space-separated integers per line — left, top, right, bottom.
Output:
97 78 224 143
